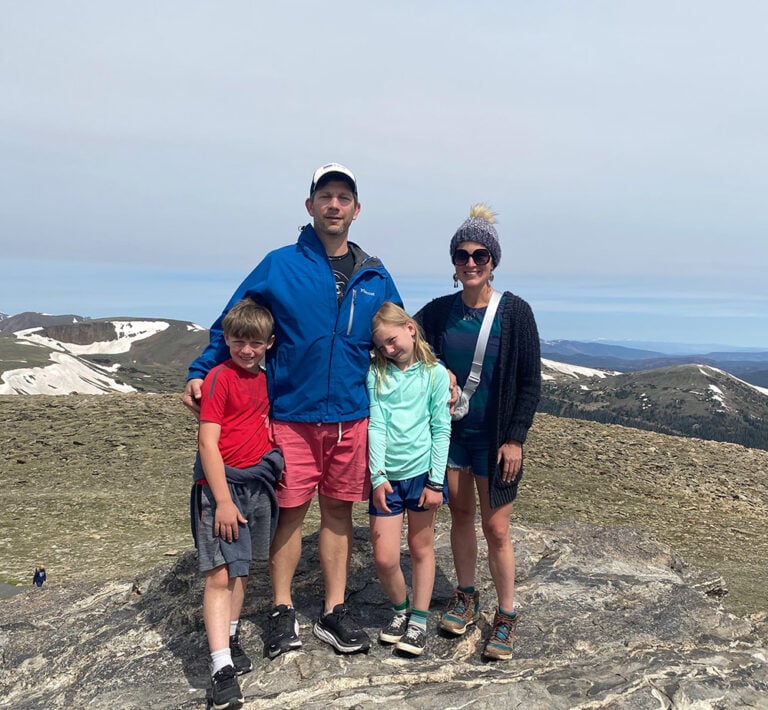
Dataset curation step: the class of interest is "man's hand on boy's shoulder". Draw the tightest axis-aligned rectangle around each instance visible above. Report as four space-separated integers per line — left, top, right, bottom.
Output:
183 378 204 415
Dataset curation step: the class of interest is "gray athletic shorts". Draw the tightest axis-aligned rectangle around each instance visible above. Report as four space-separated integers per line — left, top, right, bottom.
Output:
192 482 272 576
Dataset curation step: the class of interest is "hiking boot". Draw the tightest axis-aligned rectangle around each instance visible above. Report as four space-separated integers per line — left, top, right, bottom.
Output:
379 612 409 644
439 589 479 635
313 603 371 653
229 630 253 675
265 604 302 659
210 665 243 710
395 624 427 656
483 610 519 660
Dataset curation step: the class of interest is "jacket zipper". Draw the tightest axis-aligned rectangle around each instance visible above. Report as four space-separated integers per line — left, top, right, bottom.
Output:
346 287 357 335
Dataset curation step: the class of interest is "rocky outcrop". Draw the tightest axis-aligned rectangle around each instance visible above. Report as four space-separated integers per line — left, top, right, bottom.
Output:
42 321 117 345
2 520 766 709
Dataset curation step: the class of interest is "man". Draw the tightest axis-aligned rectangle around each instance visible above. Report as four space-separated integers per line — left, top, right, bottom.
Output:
184 163 401 657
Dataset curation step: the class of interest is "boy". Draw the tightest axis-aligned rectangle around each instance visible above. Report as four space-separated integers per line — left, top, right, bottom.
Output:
190 298 283 710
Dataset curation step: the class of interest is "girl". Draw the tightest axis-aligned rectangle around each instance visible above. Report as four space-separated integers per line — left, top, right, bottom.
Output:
367 302 451 656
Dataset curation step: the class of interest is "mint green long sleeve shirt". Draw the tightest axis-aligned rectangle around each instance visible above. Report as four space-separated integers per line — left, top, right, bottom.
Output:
366 360 451 491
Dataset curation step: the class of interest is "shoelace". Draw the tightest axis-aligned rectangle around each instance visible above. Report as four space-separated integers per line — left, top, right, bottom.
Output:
214 665 236 681
388 615 408 630
452 596 468 614
333 607 360 633
493 620 512 641
403 626 423 643
272 610 294 636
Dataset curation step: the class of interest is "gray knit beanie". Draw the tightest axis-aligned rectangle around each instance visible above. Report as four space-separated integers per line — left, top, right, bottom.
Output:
449 204 501 267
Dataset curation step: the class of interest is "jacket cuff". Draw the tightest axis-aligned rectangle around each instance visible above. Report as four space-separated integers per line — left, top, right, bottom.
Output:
370 471 388 490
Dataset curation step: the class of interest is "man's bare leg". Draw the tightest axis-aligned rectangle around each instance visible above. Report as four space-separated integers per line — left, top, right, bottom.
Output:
317 494 353 610
312 494 371 652
269 500 311 606
265 500 311 659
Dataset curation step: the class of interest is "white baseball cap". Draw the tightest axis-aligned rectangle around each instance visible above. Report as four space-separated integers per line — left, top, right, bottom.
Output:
309 162 357 197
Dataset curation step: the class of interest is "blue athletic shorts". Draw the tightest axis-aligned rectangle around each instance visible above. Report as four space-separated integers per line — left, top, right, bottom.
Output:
368 471 448 517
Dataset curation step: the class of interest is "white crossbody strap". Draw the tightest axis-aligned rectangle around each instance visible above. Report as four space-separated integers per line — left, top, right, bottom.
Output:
462 290 502 400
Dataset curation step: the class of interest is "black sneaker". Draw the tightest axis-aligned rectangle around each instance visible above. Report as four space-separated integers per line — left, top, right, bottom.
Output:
265 604 302 659
379 612 409 644
210 665 243 710
229 630 253 675
313 603 371 653
395 624 426 656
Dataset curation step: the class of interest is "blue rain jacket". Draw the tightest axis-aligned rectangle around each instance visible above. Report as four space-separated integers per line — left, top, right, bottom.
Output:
188 224 401 423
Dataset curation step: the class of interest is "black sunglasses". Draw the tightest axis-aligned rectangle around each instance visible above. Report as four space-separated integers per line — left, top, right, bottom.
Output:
452 248 492 266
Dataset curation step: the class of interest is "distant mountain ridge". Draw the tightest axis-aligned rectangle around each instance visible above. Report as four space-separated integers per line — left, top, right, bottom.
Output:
541 360 768 450
541 339 768 388
0 311 89 333
1 311 767 450
570 338 768 354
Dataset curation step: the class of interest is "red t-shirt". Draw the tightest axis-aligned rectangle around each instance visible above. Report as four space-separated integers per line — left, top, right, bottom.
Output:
199 360 272 469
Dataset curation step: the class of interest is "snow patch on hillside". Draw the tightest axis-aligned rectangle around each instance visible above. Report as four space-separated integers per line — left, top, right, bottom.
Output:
541 358 620 381
699 363 768 398
0 352 135 395
0 319 170 394
15 321 169 355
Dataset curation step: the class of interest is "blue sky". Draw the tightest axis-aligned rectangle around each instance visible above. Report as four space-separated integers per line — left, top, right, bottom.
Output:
2 1 767 349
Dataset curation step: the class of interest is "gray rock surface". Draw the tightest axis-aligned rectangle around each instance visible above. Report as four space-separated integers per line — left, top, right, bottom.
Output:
2 520 766 709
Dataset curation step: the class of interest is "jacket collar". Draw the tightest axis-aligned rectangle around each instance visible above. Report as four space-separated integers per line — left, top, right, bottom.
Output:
298 224 381 271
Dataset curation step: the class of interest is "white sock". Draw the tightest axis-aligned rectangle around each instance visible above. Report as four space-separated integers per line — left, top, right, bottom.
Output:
211 648 233 676
229 620 239 638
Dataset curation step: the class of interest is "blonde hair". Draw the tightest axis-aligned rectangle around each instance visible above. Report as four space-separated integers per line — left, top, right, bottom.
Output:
222 298 274 340
371 302 437 391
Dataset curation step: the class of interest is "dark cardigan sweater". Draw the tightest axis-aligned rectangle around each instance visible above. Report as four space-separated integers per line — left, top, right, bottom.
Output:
415 291 541 508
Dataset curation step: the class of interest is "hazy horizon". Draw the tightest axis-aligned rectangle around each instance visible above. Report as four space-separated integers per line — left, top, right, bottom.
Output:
2 259 766 351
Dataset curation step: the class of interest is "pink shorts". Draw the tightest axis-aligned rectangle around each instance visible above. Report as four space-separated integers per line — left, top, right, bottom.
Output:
271 419 370 508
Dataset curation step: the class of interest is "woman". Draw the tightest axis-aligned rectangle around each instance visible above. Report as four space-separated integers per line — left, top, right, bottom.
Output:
415 204 541 660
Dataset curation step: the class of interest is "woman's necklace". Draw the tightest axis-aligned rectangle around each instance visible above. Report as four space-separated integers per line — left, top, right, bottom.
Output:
461 288 492 321
462 302 487 321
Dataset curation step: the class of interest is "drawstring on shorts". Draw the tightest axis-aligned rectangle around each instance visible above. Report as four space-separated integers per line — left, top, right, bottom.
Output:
316 421 344 443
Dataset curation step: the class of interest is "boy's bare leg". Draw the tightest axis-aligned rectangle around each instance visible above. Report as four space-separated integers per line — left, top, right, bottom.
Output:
269 500 311 607
317 494 354 610
230 576 246 622
204 565 235 652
